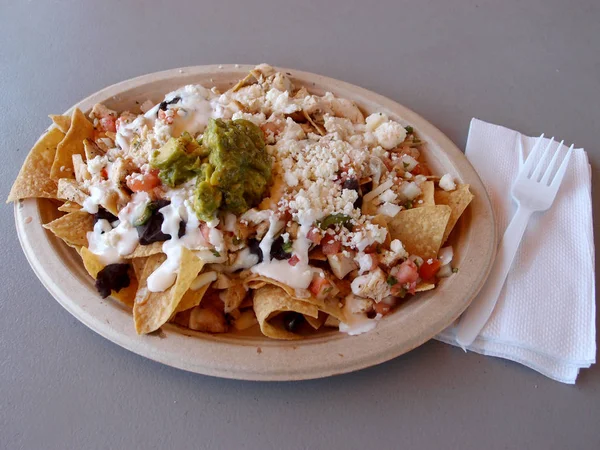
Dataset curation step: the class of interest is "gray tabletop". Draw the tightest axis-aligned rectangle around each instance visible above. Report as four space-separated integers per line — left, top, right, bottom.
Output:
1 1 598 449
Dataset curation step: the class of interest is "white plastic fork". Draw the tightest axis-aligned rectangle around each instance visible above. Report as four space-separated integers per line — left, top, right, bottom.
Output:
455 135 574 349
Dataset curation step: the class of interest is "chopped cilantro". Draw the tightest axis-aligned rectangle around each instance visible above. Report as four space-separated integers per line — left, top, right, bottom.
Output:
386 275 398 286
282 240 293 253
211 249 221 257
452 267 459 273
405 126 414 134
403 162 410 169
317 213 352 230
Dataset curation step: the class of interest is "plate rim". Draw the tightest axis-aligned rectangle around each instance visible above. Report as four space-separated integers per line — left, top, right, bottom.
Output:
14 64 496 381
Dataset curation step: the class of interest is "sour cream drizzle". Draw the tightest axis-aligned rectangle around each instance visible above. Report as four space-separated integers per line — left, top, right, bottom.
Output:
86 192 149 265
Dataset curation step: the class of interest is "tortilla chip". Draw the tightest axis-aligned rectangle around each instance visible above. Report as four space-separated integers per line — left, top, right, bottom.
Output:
371 214 392 247
49 114 71 134
127 259 145 285
56 178 88 205
418 181 435 206
133 247 205 334
57 201 82 212
50 108 94 179
253 285 319 340
245 274 346 322
125 242 164 258
84 138 106 161
388 205 451 259
175 282 211 314
79 247 137 307
43 211 94 247
415 282 436 292
7 128 65 202
434 184 474 243
305 312 326 330
72 154 91 182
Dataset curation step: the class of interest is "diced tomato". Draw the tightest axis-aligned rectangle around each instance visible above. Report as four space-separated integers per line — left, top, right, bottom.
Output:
419 258 441 282
411 164 423 175
307 228 323 244
126 169 161 192
100 168 108 179
390 259 419 284
99 116 116 133
407 281 417 295
363 243 379 254
288 255 300 266
309 276 332 298
321 234 341 255
382 157 394 171
158 109 174 124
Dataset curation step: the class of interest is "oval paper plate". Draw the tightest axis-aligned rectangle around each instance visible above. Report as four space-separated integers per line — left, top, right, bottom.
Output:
14 65 496 381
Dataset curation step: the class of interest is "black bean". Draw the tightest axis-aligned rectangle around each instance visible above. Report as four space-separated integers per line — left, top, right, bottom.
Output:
136 200 172 245
94 207 117 225
157 96 182 116
270 236 291 260
283 312 305 332
95 263 131 298
248 238 263 263
342 177 359 191
178 220 186 238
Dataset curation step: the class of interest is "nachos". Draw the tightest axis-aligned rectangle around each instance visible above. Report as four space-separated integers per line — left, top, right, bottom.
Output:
8 64 473 339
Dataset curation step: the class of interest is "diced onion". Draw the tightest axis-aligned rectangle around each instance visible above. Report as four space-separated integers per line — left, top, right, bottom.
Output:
438 246 454 266
363 179 394 204
399 181 421 200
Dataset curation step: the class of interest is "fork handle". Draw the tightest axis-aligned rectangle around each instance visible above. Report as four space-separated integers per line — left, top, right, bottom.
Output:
455 205 533 348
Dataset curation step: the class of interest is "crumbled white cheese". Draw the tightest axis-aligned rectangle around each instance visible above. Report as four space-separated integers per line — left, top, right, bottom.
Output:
373 121 407 150
365 113 388 132
439 173 457 191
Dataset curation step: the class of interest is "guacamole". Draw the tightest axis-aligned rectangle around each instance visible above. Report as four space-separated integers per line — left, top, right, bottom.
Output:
150 132 207 187
194 118 272 221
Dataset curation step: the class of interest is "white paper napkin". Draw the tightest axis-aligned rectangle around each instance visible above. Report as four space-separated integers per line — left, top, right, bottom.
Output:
435 118 596 384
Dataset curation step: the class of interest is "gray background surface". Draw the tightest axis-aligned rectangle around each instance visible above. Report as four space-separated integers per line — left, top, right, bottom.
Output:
1 0 598 449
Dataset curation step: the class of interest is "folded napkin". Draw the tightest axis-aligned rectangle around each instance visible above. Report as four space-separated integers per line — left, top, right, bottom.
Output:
436 118 596 384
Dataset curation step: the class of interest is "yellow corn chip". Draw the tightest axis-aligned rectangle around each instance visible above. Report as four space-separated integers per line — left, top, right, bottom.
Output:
305 312 326 330
245 274 346 322
125 242 164 258
83 138 106 161
253 285 319 340
130 257 148 282
388 205 451 259
7 128 65 202
79 247 137 307
434 184 474 243
418 181 435 206
415 282 436 292
50 108 94 179
133 247 205 334
175 282 211 314
56 178 89 205
72 154 91 182
57 201 82 212
49 114 71 134
43 210 94 247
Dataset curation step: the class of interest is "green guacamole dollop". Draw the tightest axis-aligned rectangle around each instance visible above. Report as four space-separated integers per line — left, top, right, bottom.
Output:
195 118 272 221
150 132 208 187
150 119 272 222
